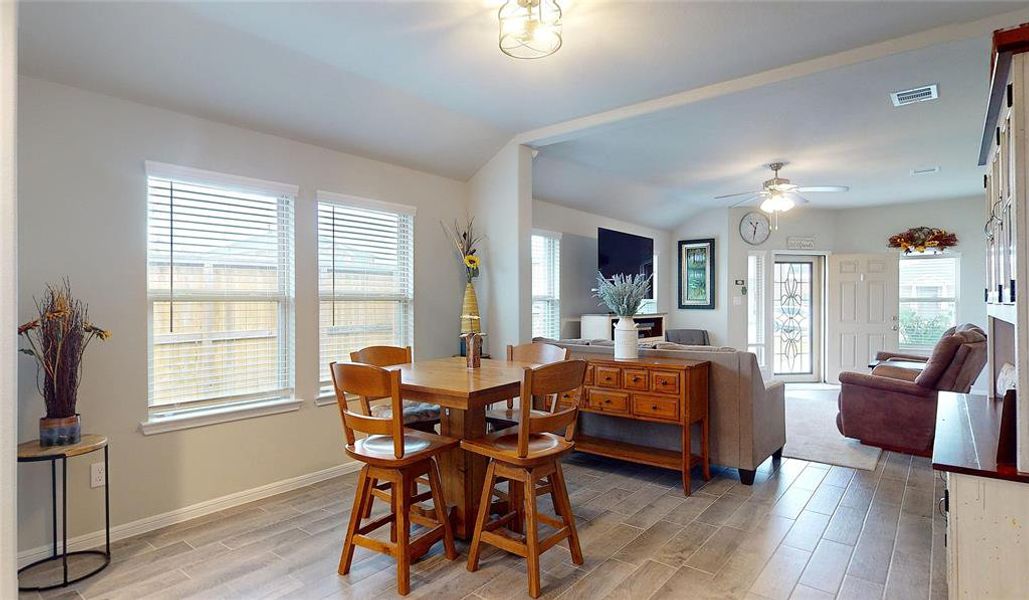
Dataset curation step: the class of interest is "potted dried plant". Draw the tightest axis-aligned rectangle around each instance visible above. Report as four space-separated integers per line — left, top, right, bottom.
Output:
442 218 484 353
18 280 110 446
594 272 652 360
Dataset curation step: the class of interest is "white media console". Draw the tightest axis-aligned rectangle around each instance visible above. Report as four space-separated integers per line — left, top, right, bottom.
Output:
579 313 667 343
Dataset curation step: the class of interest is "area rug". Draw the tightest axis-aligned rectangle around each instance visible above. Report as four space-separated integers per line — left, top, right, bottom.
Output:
782 385 881 470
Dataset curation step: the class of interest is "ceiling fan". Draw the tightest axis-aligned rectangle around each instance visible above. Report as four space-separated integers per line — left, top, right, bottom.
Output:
714 162 849 214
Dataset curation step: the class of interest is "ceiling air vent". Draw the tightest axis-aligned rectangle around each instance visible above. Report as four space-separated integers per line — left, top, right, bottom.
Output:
891 84 939 107
911 166 941 176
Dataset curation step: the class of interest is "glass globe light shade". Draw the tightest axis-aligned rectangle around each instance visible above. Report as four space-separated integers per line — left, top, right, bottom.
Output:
499 0 562 59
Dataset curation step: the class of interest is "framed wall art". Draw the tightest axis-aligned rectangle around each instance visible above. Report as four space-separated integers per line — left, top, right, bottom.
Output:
678 238 715 309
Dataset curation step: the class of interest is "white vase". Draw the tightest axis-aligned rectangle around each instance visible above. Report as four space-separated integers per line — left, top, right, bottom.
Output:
613 316 639 360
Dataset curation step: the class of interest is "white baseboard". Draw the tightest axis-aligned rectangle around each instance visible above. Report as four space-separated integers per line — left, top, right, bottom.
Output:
17 461 362 568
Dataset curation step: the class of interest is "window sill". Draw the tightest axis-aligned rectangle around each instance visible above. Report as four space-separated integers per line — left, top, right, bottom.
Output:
140 398 304 436
315 395 337 407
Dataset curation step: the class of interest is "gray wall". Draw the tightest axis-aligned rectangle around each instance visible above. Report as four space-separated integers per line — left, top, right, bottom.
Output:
532 200 673 338
674 197 986 353
16 77 468 551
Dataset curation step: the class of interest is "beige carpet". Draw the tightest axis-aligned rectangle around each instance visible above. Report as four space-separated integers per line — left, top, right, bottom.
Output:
782 385 881 470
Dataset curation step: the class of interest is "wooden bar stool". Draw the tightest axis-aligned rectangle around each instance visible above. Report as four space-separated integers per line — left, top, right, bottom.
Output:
484 342 570 431
350 346 441 433
330 362 458 596
350 346 442 521
462 360 587 598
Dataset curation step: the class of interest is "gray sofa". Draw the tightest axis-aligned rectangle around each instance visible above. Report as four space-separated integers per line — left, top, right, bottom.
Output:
541 338 786 484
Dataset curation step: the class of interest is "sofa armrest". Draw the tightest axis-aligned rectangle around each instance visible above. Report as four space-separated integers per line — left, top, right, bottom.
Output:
765 378 785 398
839 371 933 396
875 350 928 362
870 364 920 382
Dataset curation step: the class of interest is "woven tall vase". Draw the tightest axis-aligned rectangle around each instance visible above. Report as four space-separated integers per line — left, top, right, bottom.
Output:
461 282 482 333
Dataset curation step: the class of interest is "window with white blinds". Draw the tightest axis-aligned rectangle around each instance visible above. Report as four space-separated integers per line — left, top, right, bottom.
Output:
531 232 561 339
318 192 415 395
747 252 767 367
146 162 297 415
899 254 959 352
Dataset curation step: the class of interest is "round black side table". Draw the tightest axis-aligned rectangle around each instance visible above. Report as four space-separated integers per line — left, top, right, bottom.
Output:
17 434 110 591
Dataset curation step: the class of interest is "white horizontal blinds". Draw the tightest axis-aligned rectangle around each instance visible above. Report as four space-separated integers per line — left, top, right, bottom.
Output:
146 163 296 413
318 193 414 395
899 255 959 352
747 252 767 367
531 233 560 339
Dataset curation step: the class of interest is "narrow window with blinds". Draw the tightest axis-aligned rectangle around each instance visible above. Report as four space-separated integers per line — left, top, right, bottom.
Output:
146 162 296 418
899 254 959 352
318 192 415 396
531 233 561 339
747 252 767 367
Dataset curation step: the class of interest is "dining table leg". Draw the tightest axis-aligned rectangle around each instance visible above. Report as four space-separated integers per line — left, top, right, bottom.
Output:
438 404 488 540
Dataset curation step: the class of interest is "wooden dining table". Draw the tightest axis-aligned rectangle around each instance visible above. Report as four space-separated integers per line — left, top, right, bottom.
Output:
384 356 537 540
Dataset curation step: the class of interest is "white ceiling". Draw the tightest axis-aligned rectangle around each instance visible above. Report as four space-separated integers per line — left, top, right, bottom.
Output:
532 34 1000 228
18 1 1025 184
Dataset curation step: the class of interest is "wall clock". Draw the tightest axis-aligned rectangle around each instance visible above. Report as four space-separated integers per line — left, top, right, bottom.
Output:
739 211 771 245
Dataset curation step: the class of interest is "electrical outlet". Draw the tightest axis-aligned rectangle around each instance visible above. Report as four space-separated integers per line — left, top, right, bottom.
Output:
90 462 106 488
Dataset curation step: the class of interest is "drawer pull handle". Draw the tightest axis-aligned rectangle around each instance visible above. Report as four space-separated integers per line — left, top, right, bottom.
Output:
651 404 658 410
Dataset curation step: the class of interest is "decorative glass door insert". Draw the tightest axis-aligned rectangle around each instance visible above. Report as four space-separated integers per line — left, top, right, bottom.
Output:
773 261 815 375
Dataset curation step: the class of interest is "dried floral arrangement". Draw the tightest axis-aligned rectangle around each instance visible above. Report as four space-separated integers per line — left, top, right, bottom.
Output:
888 227 958 254
18 279 110 419
441 218 483 282
594 272 653 317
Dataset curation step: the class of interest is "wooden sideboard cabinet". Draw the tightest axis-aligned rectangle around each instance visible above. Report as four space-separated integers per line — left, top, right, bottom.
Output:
558 356 710 495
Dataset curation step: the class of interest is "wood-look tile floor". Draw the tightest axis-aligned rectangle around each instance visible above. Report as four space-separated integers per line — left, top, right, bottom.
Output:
18 450 946 600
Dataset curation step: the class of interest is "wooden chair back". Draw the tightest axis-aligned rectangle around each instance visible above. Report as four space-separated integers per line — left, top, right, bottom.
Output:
506 342 569 364
329 361 407 459
505 343 570 411
516 359 587 458
349 346 412 414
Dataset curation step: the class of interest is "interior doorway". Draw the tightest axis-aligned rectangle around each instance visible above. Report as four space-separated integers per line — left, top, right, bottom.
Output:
772 256 824 382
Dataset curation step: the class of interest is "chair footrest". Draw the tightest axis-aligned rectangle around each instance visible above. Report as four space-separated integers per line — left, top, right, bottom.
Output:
481 529 528 557
540 528 571 554
356 513 394 536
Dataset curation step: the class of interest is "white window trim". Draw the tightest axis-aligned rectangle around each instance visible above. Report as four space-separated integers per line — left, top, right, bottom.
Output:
145 161 298 198
316 191 415 396
531 231 561 339
144 163 298 428
316 189 417 217
140 397 304 436
898 252 960 352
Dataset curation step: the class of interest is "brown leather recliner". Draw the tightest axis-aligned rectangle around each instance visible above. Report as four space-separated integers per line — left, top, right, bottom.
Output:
836 324 987 456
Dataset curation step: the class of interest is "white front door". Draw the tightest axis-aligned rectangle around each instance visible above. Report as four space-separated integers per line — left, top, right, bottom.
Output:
826 253 900 383
771 256 824 382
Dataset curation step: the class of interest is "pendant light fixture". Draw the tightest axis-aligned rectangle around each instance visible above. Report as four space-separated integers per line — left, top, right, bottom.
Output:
499 0 562 59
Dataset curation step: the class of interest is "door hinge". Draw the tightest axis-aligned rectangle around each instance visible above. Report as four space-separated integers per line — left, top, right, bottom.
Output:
1007 83 1014 108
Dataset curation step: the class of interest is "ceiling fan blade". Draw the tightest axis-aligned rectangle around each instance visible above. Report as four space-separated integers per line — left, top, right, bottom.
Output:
793 193 810 205
796 185 849 193
728 195 761 209
714 190 761 200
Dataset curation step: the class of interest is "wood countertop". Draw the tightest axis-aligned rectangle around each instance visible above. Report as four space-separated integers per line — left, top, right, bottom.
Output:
932 392 1029 484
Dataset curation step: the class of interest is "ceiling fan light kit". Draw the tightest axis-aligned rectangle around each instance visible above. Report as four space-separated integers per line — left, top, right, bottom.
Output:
715 162 849 227
499 0 562 59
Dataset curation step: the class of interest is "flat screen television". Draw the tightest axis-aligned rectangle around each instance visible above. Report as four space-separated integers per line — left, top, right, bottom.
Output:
597 228 654 299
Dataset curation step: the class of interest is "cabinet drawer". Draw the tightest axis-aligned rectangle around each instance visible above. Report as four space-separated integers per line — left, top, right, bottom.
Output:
556 389 581 410
632 394 679 422
595 366 621 388
650 370 681 394
587 389 629 414
623 368 649 391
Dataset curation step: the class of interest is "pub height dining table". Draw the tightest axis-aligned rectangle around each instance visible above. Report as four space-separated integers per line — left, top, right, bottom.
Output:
383 356 538 539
